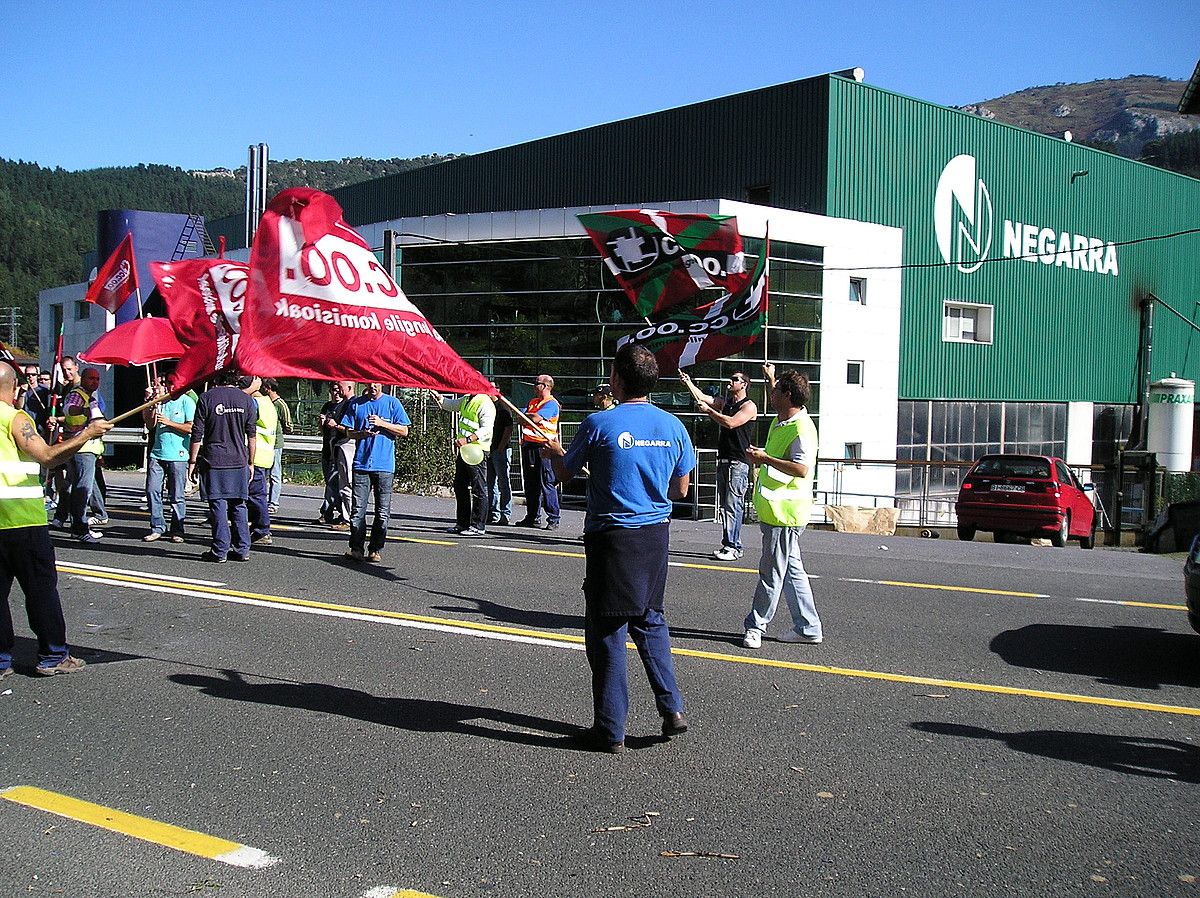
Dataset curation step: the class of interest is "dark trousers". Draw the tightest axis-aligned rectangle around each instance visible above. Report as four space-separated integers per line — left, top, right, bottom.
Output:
248 467 271 540
584 607 683 743
454 455 490 530
520 442 560 524
209 497 250 559
0 525 69 669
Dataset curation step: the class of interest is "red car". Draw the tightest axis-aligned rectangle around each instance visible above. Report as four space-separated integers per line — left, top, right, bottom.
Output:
955 454 1097 548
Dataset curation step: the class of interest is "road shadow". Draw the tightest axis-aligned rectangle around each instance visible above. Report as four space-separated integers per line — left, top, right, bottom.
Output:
170 669 656 751
430 594 581 631
913 721 1200 783
990 624 1200 690
5 636 142 675
427 593 737 647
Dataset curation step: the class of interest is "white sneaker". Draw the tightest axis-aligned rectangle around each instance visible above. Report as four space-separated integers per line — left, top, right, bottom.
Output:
742 629 763 649
88 517 109 526
712 546 743 562
777 631 823 644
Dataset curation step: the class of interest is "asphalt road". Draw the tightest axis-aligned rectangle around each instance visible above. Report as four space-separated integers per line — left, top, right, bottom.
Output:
2 472 1198 898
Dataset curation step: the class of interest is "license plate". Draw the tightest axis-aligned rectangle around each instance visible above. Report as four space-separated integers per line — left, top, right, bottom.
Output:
991 484 1025 493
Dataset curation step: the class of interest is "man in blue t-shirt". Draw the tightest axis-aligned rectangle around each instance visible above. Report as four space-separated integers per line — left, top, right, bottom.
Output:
545 343 696 753
338 383 411 563
141 375 195 543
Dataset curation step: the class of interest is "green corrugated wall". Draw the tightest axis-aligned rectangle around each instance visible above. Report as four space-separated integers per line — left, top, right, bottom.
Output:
826 77 1200 403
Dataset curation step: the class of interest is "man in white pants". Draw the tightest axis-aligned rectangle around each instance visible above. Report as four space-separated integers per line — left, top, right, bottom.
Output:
741 367 823 649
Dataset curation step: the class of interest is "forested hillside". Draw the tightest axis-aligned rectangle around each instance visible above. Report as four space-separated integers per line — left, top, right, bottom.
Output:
0 154 457 350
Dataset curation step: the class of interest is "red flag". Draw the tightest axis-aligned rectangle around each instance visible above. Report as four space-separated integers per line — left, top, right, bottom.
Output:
85 233 139 313
237 187 495 395
151 258 248 390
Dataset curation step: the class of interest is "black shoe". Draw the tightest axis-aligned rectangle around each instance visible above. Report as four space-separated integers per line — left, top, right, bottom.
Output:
662 712 689 738
200 551 227 564
517 517 543 528
544 521 559 531
571 727 624 754
495 515 511 526
229 554 250 562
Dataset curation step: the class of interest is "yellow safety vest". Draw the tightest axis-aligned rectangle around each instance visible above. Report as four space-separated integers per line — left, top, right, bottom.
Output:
752 410 818 527
521 396 559 444
456 394 494 451
253 395 278 469
0 403 49 530
64 386 103 455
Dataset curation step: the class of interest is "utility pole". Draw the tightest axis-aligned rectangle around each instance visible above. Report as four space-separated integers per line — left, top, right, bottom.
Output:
0 307 20 346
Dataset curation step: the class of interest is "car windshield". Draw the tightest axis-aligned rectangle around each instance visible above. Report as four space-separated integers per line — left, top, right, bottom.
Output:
973 457 1051 478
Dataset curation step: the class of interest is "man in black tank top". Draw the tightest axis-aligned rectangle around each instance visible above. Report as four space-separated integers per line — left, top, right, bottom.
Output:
680 370 758 561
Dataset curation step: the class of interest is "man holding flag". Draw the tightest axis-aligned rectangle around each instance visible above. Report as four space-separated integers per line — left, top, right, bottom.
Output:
61 367 108 542
679 370 758 561
543 344 694 752
0 363 113 677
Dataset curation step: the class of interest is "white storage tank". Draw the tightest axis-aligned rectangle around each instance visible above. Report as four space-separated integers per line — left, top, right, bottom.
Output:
1147 377 1195 473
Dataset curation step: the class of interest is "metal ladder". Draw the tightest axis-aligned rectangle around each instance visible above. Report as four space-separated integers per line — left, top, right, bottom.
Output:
171 214 217 260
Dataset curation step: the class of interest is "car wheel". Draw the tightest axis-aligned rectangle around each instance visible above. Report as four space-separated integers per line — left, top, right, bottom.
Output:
957 524 976 541
1080 523 1095 550
1051 514 1069 548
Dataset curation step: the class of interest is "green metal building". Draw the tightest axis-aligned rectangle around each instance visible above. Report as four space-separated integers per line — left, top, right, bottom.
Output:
202 71 1200 510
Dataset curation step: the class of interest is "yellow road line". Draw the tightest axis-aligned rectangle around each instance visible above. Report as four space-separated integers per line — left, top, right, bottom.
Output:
669 647 1200 716
873 579 1048 598
56 564 1200 717
0 786 278 867
361 889 444 898
56 564 585 645
102 510 1178 609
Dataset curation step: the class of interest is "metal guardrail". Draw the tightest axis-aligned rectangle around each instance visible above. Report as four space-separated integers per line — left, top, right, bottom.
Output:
105 430 1153 534
104 428 323 452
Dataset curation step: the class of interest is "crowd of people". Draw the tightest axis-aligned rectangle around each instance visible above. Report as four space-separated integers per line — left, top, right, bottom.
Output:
1 349 823 751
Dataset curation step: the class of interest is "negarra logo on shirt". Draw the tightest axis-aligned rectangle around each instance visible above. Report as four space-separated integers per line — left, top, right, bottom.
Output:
617 431 673 449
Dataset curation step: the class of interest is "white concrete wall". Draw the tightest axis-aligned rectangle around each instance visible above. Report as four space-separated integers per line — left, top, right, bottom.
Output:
375 200 905 511
37 282 116 412
716 201 905 509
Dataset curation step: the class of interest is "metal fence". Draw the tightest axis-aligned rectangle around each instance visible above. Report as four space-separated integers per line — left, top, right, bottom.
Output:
108 427 1170 537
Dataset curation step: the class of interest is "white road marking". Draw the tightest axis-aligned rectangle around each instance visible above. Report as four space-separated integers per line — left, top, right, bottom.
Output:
73 577 586 653
58 560 226 587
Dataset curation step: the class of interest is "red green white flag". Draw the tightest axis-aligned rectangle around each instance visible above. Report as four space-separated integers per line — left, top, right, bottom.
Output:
617 236 768 375
578 209 749 318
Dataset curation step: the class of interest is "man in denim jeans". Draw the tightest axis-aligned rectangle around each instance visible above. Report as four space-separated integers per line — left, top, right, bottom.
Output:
141 376 194 543
679 370 758 561
338 383 410 563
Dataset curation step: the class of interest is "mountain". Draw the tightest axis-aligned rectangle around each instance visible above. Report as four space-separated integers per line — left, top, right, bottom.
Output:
189 154 460 197
0 155 456 351
958 75 1198 162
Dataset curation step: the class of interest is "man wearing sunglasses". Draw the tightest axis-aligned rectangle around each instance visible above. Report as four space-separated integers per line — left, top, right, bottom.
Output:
679 370 758 561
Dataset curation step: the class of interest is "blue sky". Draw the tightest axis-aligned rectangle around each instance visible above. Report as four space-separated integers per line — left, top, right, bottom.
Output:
2 1 1196 172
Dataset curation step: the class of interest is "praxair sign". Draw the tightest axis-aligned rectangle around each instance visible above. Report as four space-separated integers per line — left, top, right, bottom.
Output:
934 154 1119 277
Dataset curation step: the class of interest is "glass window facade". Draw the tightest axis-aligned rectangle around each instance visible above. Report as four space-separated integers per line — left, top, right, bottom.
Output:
896 399 1067 496
397 236 825 449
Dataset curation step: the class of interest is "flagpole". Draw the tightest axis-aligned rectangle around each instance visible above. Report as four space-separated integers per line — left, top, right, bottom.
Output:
496 393 544 436
762 228 771 406
109 392 182 427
